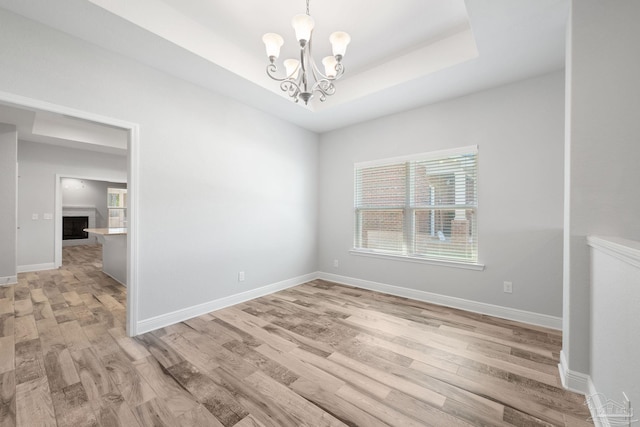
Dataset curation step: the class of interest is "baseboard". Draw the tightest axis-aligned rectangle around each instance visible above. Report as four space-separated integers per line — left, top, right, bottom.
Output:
558 350 590 394
586 378 609 427
136 269 561 338
17 263 56 273
135 272 318 335
582 371 637 427
0 275 17 286
317 272 563 330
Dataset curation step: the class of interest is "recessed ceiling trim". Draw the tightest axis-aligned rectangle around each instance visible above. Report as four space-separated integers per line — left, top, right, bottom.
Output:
87 0 266 88
314 27 479 112
0 0 569 132
87 0 477 112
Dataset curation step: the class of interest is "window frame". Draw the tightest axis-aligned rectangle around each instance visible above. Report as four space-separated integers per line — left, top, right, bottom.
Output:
107 187 128 228
352 145 484 270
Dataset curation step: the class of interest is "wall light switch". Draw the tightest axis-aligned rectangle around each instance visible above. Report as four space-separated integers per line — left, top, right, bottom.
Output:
43 213 53 220
31 213 39 220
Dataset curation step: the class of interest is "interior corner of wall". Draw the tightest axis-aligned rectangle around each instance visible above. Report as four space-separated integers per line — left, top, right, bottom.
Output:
559 349 590 395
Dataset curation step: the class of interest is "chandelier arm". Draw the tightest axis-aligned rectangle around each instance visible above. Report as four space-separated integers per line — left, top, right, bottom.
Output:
306 37 322 80
265 63 305 102
334 62 345 79
311 62 343 82
280 80 302 101
307 39 345 82
308 51 327 83
266 64 294 82
311 79 336 102
313 79 336 95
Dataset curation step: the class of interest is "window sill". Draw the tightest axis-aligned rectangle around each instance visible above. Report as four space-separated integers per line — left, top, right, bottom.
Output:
349 249 485 271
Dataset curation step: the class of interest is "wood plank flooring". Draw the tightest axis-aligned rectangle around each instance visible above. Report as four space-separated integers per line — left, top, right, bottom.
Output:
0 245 592 426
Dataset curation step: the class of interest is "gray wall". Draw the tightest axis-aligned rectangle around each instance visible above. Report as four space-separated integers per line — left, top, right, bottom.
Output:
17 141 127 267
0 9 319 322
0 124 17 284
318 72 565 317
563 0 640 378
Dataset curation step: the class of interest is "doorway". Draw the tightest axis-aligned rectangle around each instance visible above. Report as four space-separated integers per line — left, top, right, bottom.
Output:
0 90 140 336
57 177 128 286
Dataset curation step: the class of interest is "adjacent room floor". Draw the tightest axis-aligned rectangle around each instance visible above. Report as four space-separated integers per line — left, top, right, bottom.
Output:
0 245 592 426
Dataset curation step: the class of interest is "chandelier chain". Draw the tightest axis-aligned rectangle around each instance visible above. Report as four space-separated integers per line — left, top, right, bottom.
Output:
306 0 310 16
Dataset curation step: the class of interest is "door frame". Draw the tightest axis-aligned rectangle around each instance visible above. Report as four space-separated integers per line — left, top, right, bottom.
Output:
54 174 127 267
0 90 141 337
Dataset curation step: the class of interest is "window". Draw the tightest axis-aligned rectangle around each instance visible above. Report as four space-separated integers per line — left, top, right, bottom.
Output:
108 187 127 228
353 145 479 266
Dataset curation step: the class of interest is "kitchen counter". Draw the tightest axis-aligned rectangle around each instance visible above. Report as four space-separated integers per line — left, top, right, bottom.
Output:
84 228 127 286
83 227 127 236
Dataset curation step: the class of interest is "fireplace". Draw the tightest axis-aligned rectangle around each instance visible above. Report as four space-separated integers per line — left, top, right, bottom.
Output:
63 216 89 240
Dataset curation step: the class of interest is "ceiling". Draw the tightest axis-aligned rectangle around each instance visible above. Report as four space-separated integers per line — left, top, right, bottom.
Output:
0 0 568 136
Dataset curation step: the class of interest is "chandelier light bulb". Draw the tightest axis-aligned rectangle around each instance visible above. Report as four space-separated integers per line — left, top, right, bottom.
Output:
330 31 351 59
262 33 284 61
291 14 315 46
284 59 300 79
322 56 338 78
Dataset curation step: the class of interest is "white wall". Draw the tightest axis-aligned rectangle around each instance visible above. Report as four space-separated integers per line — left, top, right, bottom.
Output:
319 72 565 318
588 237 640 420
17 141 127 267
0 9 319 323
563 0 640 380
0 124 17 284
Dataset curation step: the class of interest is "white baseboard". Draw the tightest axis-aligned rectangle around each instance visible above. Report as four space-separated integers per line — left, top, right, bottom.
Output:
135 272 318 335
318 272 563 330
0 275 17 286
585 378 609 427
136 269 562 338
17 263 56 273
558 350 590 394
582 370 636 427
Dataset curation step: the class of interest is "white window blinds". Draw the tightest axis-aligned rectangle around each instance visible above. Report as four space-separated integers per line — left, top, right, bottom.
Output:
354 146 478 264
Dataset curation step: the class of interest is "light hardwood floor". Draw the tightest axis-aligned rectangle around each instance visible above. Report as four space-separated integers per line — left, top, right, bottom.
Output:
0 245 592 426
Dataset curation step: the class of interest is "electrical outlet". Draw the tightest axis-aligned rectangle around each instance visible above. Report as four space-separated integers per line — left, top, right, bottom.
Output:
238 271 245 282
333 259 339 268
31 213 39 220
503 281 513 293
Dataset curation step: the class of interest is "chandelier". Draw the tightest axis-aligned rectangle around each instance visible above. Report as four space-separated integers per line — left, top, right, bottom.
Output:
261 0 351 105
